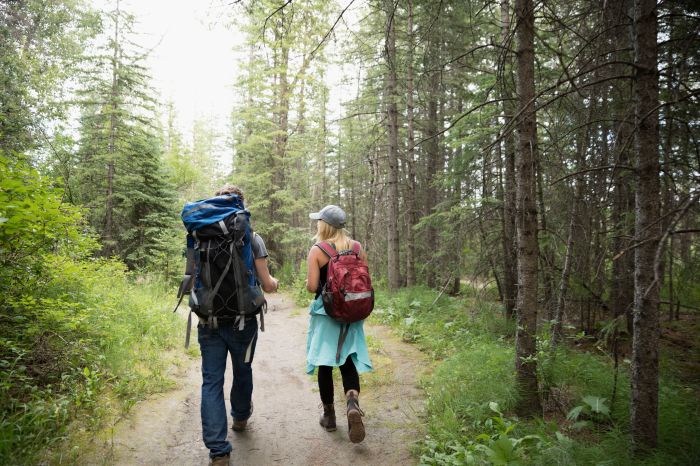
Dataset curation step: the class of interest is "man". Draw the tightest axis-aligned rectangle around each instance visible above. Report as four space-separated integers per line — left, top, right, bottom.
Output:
196 185 279 466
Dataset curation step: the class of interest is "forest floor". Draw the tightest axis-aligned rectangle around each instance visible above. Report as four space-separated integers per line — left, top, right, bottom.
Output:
81 293 428 465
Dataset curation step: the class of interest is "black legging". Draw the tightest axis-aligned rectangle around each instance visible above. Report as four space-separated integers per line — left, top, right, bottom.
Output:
317 356 360 405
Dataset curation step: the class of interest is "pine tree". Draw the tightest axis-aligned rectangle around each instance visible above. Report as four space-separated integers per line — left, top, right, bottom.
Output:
228 0 334 269
73 0 177 267
0 0 96 154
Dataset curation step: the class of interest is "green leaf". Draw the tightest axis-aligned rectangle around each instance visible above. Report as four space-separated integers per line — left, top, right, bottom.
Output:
487 437 519 465
555 431 573 447
572 420 591 430
513 434 541 447
409 299 422 309
566 405 583 421
582 396 610 415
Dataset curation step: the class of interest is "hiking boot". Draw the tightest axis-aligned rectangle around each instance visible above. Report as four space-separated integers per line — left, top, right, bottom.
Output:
232 401 253 432
210 453 230 466
346 389 365 443
319 403 337 431
232 418 247 432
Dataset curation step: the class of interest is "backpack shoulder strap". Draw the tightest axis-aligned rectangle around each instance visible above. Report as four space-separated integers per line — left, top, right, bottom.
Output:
315 241 337 258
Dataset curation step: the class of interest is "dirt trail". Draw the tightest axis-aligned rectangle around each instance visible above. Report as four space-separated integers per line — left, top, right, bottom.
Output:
88 293 427 465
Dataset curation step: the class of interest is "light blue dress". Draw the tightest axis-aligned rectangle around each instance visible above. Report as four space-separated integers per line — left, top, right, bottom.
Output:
305 296 373 374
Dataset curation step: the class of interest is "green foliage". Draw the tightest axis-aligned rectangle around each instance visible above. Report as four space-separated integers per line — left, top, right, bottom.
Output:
71 3 179 267
0 151 181 463
0 154 98 290
228 0 336 269
566 396 612 430
162 110 228 204
376 286 700 466
420 401 546 465
373 285 513 359
0 0 98 153
0 256 181 464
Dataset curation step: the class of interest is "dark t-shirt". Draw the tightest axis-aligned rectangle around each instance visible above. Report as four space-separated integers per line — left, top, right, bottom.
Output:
251 233 268 259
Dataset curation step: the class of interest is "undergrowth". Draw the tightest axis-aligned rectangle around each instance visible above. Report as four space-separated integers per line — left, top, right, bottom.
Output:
0 256 181 465
373 285 700 466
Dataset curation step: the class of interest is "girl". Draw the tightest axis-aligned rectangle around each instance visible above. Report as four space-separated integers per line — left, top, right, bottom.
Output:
305 205 373 443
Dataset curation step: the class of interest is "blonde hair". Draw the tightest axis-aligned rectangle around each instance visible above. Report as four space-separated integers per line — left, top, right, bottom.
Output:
314 220 352 251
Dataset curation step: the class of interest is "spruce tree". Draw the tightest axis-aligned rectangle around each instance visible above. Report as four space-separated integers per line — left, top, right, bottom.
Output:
74 0 177 267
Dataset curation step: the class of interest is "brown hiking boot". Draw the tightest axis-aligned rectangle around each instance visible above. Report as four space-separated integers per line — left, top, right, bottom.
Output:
232 401 253 432
346 390 365 443
210 454 230 466
319 403 337 431
232 418 247 432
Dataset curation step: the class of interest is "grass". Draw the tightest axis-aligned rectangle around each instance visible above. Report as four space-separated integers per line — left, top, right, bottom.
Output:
372 285 700 466
0 255 184 465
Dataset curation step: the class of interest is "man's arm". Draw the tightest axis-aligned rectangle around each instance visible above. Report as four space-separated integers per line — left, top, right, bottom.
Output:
251 233 278 293
255 257 279 293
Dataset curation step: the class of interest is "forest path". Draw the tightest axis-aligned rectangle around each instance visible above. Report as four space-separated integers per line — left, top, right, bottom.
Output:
90 293 427 465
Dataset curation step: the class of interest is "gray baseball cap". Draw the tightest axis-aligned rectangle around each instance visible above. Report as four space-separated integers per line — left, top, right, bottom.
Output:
309 205 346 229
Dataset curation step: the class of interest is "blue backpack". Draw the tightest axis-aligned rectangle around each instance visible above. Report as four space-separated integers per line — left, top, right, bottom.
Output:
174 194 266 347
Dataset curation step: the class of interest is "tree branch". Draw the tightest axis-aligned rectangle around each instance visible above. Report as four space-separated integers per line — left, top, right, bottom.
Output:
550 164 635 186
307 0 356 61
263 0 293 40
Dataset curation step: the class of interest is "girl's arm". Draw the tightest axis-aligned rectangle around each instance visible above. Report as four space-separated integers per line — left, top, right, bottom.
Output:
306 247 321 293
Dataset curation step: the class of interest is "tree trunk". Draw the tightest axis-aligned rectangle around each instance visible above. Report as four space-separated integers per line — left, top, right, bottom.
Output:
267 17 290 264
320 81 329 205
536 159 555 319
425 46 440 289
481 134 502 300
385 0 401 290
631 0 661 451
552 128 586 345
513 0 541 417
500 0 517 318
103 0 120 257
405 0 417 287
553 77 597 341
607 0 635 335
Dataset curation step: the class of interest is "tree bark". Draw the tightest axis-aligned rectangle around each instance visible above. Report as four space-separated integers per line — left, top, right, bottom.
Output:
552 128 587 345
607 0 635 335
320 80 329 206
631 0 661 451
405 0 417 287
514 0 541 417
500 0 518 318
385 0 401 290
266 16 291 264
103 0 120 257
536 158 555 319
425 43 440 289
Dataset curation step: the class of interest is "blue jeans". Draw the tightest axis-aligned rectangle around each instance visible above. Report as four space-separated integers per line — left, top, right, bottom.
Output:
198 318 258 458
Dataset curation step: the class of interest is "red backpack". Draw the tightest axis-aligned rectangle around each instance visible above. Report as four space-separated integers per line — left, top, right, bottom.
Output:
316 241 374 362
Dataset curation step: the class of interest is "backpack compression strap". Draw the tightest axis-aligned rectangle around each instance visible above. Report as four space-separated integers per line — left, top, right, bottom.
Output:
315 241 338 258
173 244 196 314
336 323 351 364
316 241 361 257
